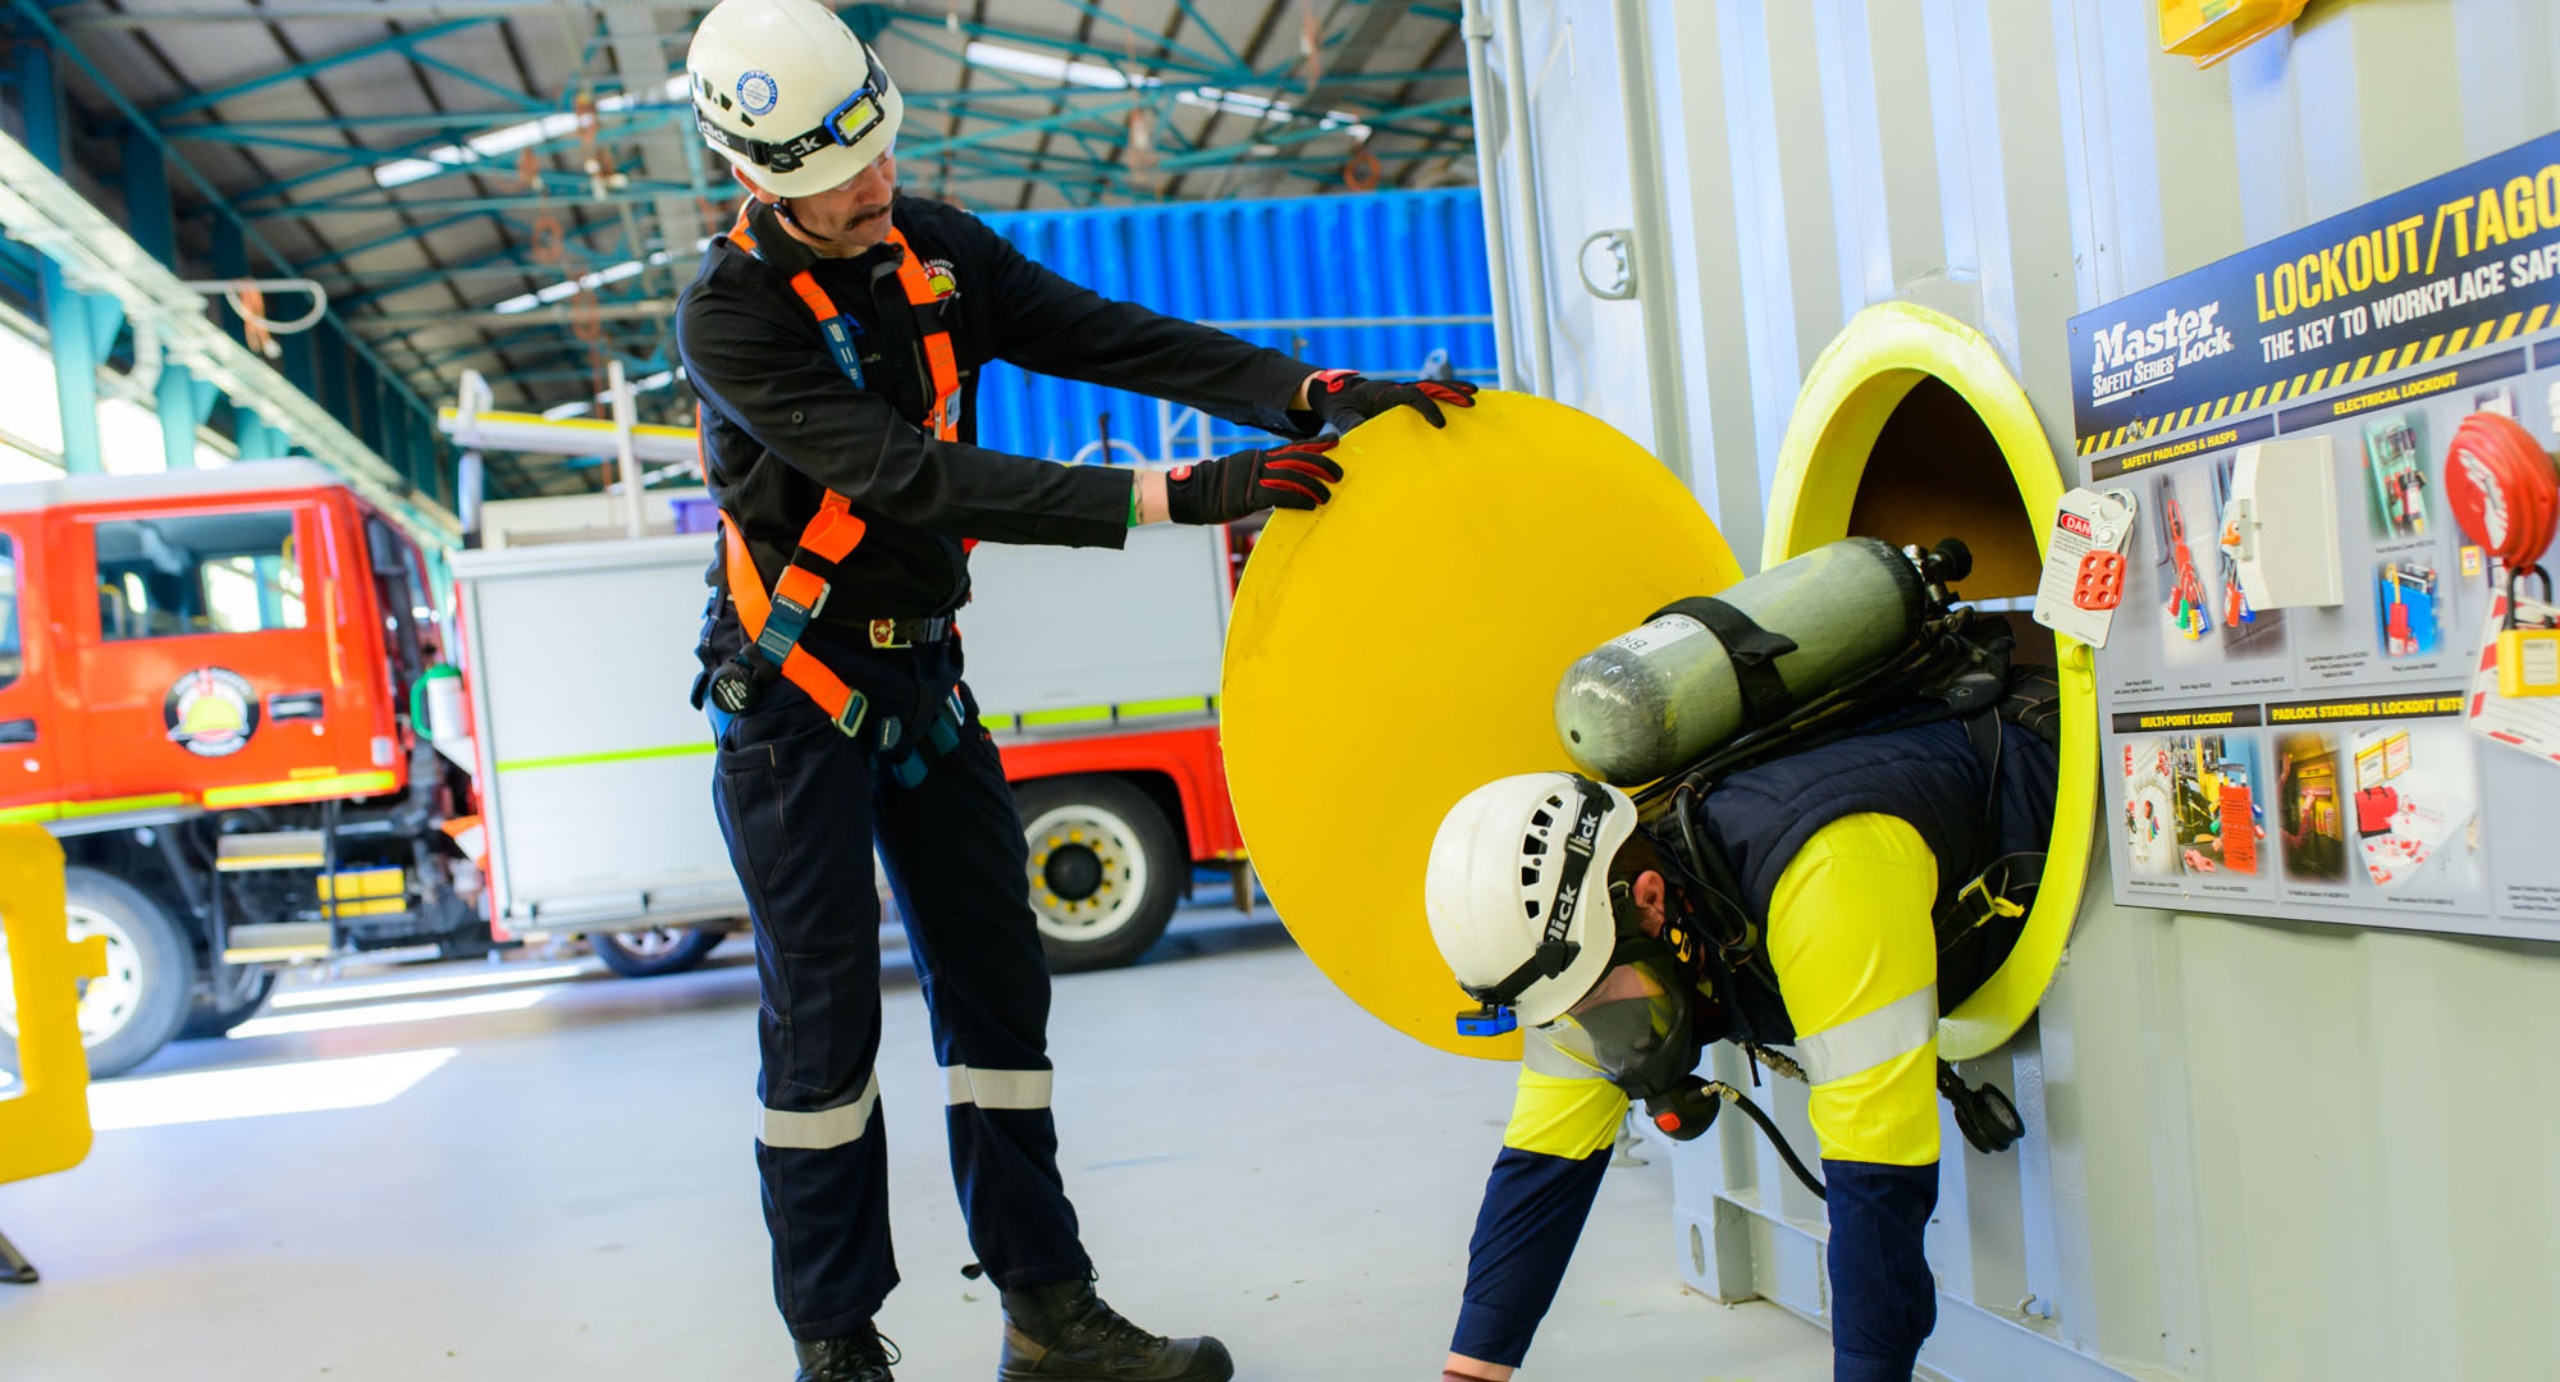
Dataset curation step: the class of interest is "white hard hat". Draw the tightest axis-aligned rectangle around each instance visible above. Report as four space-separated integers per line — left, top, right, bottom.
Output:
1424 772 1637 1029
687 0 906 199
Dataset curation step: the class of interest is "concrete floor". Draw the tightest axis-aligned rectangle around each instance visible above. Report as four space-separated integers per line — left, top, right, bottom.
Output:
0 904 1831 1381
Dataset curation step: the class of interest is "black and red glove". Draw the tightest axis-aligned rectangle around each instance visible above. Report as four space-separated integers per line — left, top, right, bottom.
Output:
1303 368 1479 432
1164 439 1344 525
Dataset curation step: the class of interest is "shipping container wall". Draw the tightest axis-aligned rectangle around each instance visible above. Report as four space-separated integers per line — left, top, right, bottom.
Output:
970 189 1496 463
1479 3 2560 1381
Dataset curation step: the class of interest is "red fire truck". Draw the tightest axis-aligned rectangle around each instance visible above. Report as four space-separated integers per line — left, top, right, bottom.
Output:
0 449 1250 1079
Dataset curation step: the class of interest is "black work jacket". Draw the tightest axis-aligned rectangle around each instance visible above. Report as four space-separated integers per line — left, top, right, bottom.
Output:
676 194 1320 619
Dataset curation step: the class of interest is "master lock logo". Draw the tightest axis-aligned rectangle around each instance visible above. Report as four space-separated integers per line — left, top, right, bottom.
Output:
2088 300 2236 405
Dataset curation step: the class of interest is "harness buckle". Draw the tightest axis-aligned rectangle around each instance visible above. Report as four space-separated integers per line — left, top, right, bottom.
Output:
829 687 870 739
1955 872 2028 922
868 617 910 649
757 587 825 666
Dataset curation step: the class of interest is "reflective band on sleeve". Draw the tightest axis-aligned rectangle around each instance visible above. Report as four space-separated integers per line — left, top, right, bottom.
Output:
1794 983 1938 1087
758 1071 881 1150
942 1066 1053 1110
1521 1025 1609 1080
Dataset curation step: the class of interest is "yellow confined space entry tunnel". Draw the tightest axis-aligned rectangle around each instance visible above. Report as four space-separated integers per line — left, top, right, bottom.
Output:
1224 302 2096 1066
1765 301 2098 1060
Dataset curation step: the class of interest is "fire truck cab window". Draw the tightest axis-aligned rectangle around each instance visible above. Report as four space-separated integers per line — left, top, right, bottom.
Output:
0 536 20 688
95 510 306 640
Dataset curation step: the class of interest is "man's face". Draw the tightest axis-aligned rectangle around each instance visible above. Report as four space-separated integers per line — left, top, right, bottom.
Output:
738 150 898 256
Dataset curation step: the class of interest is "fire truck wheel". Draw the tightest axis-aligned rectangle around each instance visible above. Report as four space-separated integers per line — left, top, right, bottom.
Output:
591 926 727 978
1015 776 1182 973
0 868 193 1081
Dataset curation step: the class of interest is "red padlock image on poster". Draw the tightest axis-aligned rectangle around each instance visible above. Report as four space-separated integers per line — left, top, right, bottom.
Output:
2444 412 2557 572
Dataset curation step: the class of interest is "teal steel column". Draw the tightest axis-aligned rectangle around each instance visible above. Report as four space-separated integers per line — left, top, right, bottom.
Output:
15 41 114 474
123 127 214 470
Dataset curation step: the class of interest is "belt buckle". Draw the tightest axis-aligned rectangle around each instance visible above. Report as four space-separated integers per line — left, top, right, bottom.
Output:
868 618 910 650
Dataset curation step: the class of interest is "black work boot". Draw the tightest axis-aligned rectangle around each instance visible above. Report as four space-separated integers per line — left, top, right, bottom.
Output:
998 1276 1233 1382
794 1325 899 1382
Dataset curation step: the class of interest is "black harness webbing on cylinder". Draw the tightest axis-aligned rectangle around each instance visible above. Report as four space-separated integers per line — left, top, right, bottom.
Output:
1648 596 1801 729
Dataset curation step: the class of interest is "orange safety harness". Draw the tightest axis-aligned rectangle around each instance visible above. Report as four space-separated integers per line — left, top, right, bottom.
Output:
700 201 966 741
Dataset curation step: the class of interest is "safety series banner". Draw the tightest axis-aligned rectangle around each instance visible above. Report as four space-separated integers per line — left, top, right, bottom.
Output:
2069 130 2560 943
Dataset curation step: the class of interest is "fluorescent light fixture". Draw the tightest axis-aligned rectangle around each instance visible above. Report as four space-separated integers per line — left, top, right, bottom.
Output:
267 960 592 1010
375 77 688 188
543 401 593 420
88 1048 457 1131
492 254 655 315
229 987 556 1040
963 40 1137 90
493 237 709 316
960 41 1372 142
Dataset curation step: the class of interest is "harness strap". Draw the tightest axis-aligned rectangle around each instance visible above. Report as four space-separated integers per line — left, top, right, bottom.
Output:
703 200 976 734
885 229 962 444
1650 596 1800 729
723 515 869 734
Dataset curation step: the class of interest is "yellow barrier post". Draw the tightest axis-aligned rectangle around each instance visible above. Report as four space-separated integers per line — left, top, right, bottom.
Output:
0 822 104 1284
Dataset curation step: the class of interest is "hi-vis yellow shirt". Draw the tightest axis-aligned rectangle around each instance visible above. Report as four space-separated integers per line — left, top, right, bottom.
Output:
1507 812 1942 1167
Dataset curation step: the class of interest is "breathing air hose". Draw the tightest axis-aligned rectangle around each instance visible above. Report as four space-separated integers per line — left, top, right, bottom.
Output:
1700 1079 1827 1200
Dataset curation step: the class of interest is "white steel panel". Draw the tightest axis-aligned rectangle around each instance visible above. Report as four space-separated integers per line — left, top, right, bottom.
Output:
455 535 732 923
959 522 1229 720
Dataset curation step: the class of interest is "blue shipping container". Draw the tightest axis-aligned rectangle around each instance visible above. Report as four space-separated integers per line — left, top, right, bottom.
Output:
970 188 1493 464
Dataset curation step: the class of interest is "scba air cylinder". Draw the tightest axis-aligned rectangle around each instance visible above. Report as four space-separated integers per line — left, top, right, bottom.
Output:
1555 537 1927 785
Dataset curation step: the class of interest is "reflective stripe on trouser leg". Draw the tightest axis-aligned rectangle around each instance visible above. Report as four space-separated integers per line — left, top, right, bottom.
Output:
945 1066 1055 1109
1797 981 1941 1167
874 683 1091 1291
714 674 901 1341
763 1071 884 1149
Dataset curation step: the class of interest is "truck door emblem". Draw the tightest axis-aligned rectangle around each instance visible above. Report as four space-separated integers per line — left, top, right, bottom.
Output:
165 667 261 757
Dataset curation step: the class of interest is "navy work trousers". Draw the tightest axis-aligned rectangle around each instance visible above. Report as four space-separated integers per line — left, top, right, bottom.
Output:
710 642 1093 1340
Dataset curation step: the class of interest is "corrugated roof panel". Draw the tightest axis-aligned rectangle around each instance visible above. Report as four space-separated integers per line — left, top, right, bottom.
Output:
972 187 1493 463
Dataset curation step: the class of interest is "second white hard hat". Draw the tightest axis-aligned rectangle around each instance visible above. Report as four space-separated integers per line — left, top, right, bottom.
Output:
1424 772 1636 1029
687 0 906 198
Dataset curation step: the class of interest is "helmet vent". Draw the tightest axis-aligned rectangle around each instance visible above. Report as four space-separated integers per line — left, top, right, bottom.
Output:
1530 809 1553 828
1521 835 1546 856
1525 899 1541 919
1520 866 1540 887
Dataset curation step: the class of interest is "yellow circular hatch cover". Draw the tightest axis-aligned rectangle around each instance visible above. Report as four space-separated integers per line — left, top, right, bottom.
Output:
1221 393 1742 1059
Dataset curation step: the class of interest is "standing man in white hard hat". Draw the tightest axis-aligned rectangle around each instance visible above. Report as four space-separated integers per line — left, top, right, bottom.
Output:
676 2 1477 1379
1423 705 2057 1382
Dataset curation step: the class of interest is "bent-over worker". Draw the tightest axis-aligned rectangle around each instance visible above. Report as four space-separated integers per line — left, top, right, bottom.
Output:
1425 701 2057 1382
